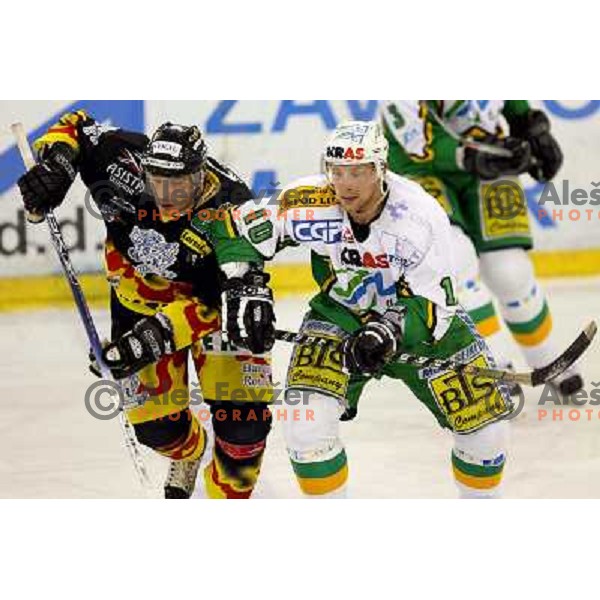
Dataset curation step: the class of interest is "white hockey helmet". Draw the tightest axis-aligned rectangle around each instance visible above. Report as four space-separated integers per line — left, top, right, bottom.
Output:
323 120 389 177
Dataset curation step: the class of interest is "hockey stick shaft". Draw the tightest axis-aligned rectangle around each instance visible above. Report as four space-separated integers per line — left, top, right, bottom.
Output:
11 123 107 369
275 321 597 387
275 328 530 385
11 123 151 489
425 103 515 158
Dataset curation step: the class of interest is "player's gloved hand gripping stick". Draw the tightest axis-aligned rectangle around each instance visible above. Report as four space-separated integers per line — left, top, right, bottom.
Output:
221 267 276 354
11 122 151 489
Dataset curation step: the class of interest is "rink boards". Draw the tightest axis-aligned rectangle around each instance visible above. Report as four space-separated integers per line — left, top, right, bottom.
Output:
1 100 600 310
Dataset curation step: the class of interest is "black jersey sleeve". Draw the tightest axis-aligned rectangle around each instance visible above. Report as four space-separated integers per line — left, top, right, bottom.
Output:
32 109 148 179
205 157 254 208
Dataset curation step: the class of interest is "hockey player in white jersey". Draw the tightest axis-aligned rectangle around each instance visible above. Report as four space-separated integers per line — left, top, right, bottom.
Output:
215 121 513 498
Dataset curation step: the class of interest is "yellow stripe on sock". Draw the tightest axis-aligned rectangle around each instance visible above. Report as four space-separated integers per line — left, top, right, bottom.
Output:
512 313 553 347
453 465 503 490
476 315 501 337
297 464 348 495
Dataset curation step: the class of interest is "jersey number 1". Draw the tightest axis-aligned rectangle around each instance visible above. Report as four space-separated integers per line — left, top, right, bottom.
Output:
440 276 458 306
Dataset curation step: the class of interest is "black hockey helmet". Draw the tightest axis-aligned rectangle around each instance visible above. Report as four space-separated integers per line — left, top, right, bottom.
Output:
142 123 208 177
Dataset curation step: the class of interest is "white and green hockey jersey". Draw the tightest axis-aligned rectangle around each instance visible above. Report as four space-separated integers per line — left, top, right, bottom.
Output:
221 171 461 344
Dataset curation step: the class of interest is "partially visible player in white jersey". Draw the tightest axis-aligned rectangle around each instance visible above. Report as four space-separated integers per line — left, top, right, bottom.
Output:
217 120 514 498
381 100 582 397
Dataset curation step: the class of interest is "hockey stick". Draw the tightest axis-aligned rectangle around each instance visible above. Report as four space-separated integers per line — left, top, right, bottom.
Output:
427 103 542 175
275 321 597 387
11 122 152 489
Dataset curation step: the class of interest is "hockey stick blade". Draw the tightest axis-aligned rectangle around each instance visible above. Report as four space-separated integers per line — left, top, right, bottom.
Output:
530 320 597 386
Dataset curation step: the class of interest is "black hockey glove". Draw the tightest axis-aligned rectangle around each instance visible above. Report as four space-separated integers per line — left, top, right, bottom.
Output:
341 308 405 376
459 135 531 180
17 143 77 222
509 109 563 182
222 267 275 354
101 314 175 380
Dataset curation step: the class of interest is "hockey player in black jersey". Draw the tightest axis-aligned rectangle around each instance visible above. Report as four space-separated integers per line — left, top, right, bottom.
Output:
17 110 276 498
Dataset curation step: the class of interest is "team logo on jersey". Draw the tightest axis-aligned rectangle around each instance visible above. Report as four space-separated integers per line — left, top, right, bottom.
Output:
128 226 179 279
483 180 527 221
428 352 511 434
81 122 118 146
387 200 409 221
287 320 348 402
107 161 145 195
279 186 338 213
341 227 354 243
180 229 212 258
241 362 273 389
395 236 426 269
118 149 144 175
332 270 397 306
341 248 391 269
480 180 530 241
292 219 343 244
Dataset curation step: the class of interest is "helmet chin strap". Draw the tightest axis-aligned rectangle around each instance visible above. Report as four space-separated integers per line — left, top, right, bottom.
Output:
378 166 386 194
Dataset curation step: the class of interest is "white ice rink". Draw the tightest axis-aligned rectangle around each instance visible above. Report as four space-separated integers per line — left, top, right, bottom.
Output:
1 277 599 498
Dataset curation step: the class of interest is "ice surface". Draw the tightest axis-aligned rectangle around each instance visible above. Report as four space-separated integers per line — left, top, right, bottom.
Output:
1 277 599 498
